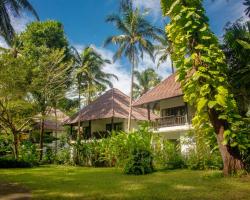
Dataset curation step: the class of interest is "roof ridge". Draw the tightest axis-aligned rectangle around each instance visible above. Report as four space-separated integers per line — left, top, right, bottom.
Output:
133 73 175 104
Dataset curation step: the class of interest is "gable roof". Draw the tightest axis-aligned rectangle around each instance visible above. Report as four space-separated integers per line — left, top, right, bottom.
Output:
133 73 183 107
64 88 158 125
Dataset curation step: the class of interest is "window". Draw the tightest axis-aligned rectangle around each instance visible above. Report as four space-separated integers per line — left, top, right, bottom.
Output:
162 106 186 117
106 122 123 131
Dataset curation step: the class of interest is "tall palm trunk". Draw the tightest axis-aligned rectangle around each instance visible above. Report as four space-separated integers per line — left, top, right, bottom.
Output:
39 116 45 161
87 81 91 105
54 107 58 154
77 79 81 140
128 53 135 131
171 59 174 74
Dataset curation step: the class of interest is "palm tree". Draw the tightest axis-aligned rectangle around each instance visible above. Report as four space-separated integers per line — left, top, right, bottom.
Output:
155 33 174 74
105 0 163 131
71 46 118 136
0 0 39 45
133 68 162 99
244 0 250 17
223 20 250 117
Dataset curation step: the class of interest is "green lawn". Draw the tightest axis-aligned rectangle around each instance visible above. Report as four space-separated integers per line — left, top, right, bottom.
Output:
0 166 250 200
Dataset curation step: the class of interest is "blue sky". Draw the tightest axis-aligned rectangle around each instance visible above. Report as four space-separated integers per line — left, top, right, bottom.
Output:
5 0 247 94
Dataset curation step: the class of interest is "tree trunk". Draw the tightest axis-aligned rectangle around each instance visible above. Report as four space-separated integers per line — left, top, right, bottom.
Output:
87 82 91 105
171 59 174 74
128 54 135 131
77 81 81 140
39 117 45 161
209 109 244 175
13 131 19 159
54 107 58 154
147 105 151 121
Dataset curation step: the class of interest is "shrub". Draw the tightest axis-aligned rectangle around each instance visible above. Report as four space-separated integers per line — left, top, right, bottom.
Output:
124 149 154 175
186 149 223 170
55 146 72 165
0 134 13 156
153 139 185 169
19 141 39 166
0 157 32 168
43 146 55 164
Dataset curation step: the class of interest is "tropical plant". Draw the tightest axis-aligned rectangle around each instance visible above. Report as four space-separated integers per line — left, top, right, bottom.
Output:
71 46 117 137
133 68 162 99
161 0 249 175
105 0 163 130
0 0 39 45
223 20 250 117
155 33 175 73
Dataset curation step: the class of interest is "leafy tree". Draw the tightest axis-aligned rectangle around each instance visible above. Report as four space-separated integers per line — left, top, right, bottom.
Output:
0 0 39 45
19 20 72 160
133 68 162 99
0 53 34 159
71 46 117 136
29 47 72 160
21 21 68 48
105 0 163 130
161 0 249 175
223 20 250 117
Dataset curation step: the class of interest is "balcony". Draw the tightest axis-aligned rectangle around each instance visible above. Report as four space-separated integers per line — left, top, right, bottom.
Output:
156 115 187 127
152 115 192 134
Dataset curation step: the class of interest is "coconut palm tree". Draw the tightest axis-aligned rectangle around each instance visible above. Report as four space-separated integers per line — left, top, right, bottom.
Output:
0 0 39 45
105 0 163 130
71 46 118 136
155 33 174 74
133 68 162 99
223 20 250 117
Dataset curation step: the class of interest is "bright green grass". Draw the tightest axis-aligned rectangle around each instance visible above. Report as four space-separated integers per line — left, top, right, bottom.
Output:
0 165 250 200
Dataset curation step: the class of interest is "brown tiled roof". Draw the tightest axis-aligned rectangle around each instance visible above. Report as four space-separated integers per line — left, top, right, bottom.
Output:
133 73 183 107
64 88 158 125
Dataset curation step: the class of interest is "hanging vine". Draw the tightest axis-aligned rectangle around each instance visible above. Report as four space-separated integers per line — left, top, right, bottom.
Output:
161 0 249 175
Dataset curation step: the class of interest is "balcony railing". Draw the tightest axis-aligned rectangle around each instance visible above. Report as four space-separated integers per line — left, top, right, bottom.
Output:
154 115 188 128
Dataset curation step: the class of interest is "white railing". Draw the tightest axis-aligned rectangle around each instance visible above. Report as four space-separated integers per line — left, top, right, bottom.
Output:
155 115 187 128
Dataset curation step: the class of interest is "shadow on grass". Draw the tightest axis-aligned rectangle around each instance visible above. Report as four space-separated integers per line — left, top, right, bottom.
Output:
0 166 250 200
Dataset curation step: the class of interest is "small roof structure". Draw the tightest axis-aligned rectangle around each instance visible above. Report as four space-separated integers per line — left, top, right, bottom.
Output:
64 88 158 125
133 73 183 107
33 108 68 132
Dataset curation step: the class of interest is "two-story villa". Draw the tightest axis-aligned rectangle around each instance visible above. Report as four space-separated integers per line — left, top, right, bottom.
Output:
133 73 195 151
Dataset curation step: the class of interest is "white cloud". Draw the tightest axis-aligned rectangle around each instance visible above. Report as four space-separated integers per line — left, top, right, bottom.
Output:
90 45 132 95
11 14 33 33
133 0 162 20
73 44 171 95
93 45 172 95
0 13 33 48
137 53 172 79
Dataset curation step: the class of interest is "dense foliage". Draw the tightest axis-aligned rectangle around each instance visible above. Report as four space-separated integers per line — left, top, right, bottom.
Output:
161 0 249 175
223 20 250 117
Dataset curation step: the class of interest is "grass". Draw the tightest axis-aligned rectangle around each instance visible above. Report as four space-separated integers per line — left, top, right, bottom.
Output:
0 165 250 200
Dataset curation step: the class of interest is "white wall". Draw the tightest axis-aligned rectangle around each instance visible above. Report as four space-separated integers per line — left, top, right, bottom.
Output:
76 118 139 133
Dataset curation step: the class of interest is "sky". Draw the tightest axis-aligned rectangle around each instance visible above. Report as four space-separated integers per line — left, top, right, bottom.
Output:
3 0 247 94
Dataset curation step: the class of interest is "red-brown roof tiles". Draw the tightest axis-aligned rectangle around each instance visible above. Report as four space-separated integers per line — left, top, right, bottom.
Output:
133 73 183 107
64 88 158 125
